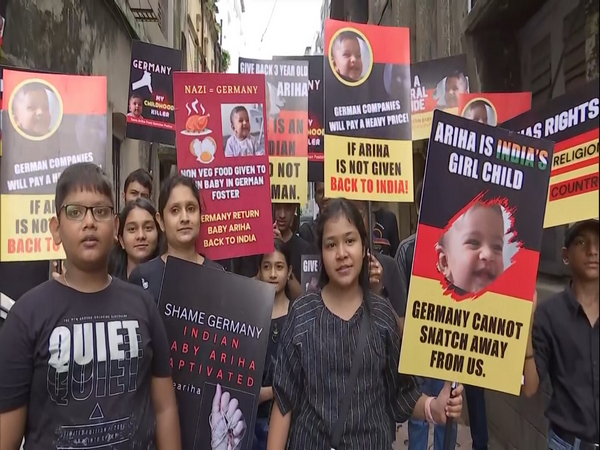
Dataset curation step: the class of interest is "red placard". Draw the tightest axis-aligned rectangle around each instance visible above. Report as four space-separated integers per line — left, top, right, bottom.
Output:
458 92 532 126
174 72 273 260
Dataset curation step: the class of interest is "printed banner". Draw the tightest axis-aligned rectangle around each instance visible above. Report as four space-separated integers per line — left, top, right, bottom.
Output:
275 55 325 181
411 55 469 141
239 57 309 204
1 69 107 262
323 19 413 202
399 110 554 395
459 92 531 127
126 40 182 145
502 81 599 228
301 254 321 294
174 72 273 260
159 257 274 450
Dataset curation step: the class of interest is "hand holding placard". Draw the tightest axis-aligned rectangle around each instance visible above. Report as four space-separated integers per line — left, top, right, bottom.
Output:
210 384 247 450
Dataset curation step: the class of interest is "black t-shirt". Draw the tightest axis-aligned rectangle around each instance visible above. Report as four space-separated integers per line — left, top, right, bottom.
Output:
0 261 49 301
257 312 288 418
129 255 224 304
0 278 172 449
374 208 400 256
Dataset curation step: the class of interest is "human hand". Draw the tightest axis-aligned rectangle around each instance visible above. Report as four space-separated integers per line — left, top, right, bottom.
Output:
532 290 538 315
210 384 247 450
368 254 384 295
273 222 282 240
431 382 463 424
52 260 66 281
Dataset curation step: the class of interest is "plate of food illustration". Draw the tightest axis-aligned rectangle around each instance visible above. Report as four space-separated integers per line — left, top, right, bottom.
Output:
181 99 212 135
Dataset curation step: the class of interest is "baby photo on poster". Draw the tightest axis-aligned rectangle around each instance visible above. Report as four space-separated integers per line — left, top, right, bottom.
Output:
329 28 373 86
221 103 266 157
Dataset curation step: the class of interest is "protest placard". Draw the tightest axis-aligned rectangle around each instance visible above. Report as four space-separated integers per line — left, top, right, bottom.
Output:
174 72 273 260
301 254 321 295
459 92 531 127
126 40 181 145
399 110 554 395
275 55 325 181
0 69 107 262
411 55 469 141
159 257 274 450
239 57 309 204
323 19 413 201
502 81 599 227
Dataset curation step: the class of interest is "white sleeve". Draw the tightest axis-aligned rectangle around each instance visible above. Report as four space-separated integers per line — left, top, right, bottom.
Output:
224 136 235 157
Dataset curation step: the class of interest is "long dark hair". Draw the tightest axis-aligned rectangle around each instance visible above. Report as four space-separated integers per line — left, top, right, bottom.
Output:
316 198 370 294
109 198 163 280
259 239 293 299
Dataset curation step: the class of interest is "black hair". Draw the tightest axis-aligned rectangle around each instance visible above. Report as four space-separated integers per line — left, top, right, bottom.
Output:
124 168 153 195
260 238 292 268
438 202 503 247
14 82 48 99
230 106 249 124
158 174 201 216
334 31 360 48
109 198 164 280
129 93 143 101
316 198 370 293
446 71 466 82
55 163 113 213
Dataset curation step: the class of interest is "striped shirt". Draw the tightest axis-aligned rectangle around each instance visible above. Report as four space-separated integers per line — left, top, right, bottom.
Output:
273 292 421 450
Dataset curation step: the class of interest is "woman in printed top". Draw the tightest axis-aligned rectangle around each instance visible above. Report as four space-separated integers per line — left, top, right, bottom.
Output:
267 198 464 450
129 174 223 303
109 198 164 281
253 239 293 450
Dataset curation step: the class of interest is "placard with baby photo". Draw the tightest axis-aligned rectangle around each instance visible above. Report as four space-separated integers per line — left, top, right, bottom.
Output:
0 69 107 262
323 19 414 202
458 92 531 128
398 110 554 396
173 72 273 261
410 55 470 141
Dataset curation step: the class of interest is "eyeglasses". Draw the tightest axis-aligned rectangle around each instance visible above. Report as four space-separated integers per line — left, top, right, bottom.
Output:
61 204 114 222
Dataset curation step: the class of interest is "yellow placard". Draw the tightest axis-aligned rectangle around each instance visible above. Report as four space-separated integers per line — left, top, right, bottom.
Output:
269 156 308 204
324 135 414 202
399 276 532 395
0 194 65 262
544 136 599 228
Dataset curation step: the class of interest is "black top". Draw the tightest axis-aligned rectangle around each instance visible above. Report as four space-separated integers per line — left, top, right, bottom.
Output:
273 292 421 449
532 284 599 442
257 312 289 419
377 253 407 319
0 278 172 449
374 208 400 257
394 234 416 317
129 255 223 304
0 261 49 301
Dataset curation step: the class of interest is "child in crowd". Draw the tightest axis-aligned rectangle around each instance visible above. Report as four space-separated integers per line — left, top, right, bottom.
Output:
524 219 599 449
128 94 143 118
331 31 364 82
254 239 293 450
0 162 181 450
123 168 153 203
225 106 263 157
129 174 223 303
12 82 52 136
267 198 463 450
436 202 505 294
109 198 163 281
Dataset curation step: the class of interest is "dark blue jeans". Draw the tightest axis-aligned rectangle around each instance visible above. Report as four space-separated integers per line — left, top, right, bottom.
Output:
253 417 270 450
465 385 489 450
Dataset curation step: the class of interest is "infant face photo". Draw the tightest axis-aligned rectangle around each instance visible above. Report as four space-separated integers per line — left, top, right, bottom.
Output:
462 99 497 126
330 30 372 84
444 73 468 108
11 82 53 137
128 95 143 117
231 107 251 140
436 201 518 294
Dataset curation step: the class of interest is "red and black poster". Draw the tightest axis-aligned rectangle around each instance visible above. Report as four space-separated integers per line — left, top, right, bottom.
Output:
300 254 320 295
411 54 469 141
458 92 531 127
275 55 325 181
502 81 599 228
399 110 554 394
173 72 273 261
126 40 181 145
159 257 274 450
